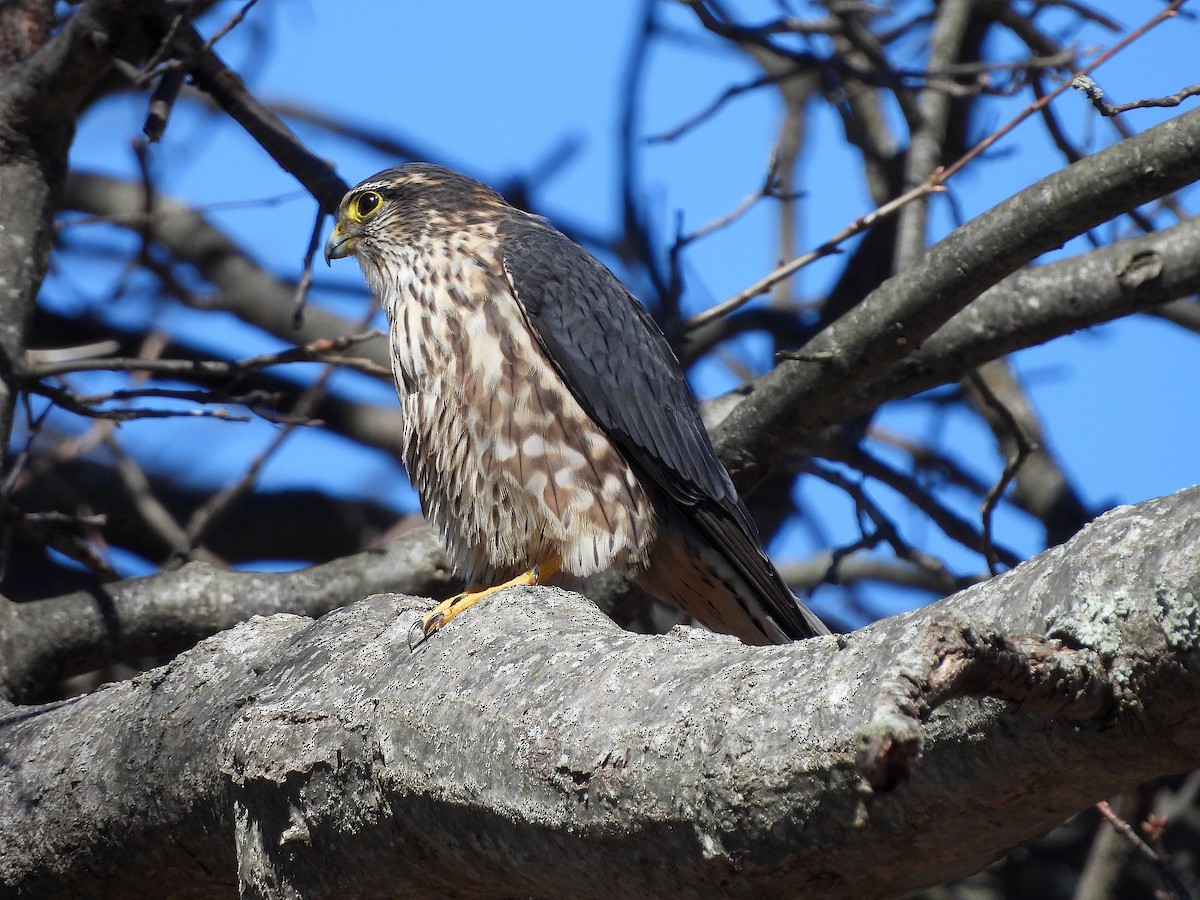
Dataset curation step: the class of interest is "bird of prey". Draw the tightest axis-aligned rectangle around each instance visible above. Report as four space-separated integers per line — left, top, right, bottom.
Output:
325 163 829 646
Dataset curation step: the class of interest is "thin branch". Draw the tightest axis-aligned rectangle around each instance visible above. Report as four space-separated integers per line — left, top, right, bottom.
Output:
649 72 783 144
892 0 975 273
684 178 943 332
1072 74 1200 117
175 305 379 559
169 23 348 210
712 98 1200 491
26 332 387 381
141 61 185 142
966 369 1035 576
803 460 960 588
779 552 978 595
0 494 117 582
834 439 1024 569
62 172 391 367
1095 800 1193 900
837 215 1200 426
937 0 1188 185
24 382 251 423
292 203 326 325
201 0 261 52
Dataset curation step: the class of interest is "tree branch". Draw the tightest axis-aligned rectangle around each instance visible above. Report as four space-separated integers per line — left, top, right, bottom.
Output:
842 213 1200 421
0 0 172 467
62 172 387 362
11 453 403 572
2 487 1197 897
713 104 1200 488
0 526 454 703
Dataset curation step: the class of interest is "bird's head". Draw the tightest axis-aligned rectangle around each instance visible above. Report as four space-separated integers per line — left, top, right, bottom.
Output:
324 163 507 266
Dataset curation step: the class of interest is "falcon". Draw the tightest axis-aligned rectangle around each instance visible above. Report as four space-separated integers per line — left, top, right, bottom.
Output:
324 163 829 646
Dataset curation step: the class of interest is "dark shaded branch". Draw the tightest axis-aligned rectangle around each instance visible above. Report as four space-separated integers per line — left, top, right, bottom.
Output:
892 0 976 272
0 526 454 703
966 359 1091 547
0 0 173 467
29 309 406 458
62 172 389 363
11 455 404 573
779 553 978 595
171 24 347 211
1152 297 1200 335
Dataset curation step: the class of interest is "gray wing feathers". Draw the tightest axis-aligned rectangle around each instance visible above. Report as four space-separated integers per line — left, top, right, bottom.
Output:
499 222 733 506
499 218 828 641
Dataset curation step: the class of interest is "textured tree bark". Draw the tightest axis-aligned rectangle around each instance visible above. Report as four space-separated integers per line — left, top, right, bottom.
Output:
2 487 1198 898
0 0 63 467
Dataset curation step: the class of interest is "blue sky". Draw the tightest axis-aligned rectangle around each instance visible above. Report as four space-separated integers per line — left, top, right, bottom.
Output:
48 1 1200 624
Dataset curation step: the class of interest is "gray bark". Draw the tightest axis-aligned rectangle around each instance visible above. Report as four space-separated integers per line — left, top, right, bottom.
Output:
2 487 1198 899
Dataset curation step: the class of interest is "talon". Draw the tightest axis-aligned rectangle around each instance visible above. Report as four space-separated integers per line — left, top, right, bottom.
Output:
408 619 428 652
405 557 563 652
408 609 445 652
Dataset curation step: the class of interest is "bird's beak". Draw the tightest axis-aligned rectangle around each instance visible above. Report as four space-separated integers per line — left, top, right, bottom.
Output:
324 223 355 266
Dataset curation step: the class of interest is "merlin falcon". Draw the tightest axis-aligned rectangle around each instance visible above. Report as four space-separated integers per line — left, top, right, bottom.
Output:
325 163 829 646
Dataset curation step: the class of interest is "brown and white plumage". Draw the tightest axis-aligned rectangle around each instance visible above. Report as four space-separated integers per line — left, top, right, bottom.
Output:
325 163 829 644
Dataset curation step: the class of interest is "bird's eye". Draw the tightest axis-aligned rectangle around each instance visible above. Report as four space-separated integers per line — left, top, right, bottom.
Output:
350 191 383 222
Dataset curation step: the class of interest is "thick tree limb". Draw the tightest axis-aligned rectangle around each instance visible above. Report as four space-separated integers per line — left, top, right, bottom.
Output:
0 0 169 462
844 214 1200 420
714 104 1200 487
2 487 1197 898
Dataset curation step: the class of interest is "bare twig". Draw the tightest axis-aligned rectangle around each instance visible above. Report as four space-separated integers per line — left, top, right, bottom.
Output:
292 204 326 325
0 494 117 581
709 0 1182 331
101 433 226 567
201 0 261 52
937 0 1188 185
838 440 1023 570
142 62 185 142
803 460 959 589
1095 800 1193 900
25 382 251 423
26 332 388 381
1071 74 1200 117
649 72 783 144
966 370 1035 576
175 307 380 559
169 24 348 210
684 179 943 332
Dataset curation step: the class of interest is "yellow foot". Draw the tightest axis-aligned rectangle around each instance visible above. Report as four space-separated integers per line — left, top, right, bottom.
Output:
408 557 562 651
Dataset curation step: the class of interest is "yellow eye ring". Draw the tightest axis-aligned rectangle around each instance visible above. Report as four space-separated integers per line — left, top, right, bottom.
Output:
349 190 383 222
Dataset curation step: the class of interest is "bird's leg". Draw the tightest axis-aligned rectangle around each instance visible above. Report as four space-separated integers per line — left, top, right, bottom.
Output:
408 556 562 650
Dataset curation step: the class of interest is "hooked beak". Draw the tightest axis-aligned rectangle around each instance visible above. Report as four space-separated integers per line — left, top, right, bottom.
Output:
324 224 355 266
